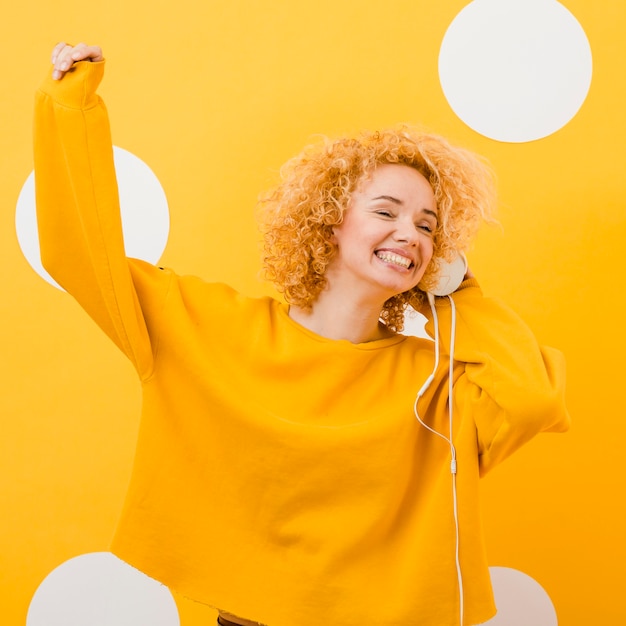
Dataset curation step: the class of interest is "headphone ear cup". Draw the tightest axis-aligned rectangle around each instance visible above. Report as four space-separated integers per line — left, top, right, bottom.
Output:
429 253 467 296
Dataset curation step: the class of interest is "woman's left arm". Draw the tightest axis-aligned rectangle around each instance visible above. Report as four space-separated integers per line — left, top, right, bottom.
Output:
427 277 570 475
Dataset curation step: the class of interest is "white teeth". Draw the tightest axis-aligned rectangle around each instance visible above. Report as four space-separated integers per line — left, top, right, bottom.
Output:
376 251 411 268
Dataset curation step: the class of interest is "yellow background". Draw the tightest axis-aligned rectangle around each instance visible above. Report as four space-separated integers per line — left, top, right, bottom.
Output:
1 1 624 624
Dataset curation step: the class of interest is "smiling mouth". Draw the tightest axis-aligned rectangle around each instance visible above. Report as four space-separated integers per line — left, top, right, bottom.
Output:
375 251 413 269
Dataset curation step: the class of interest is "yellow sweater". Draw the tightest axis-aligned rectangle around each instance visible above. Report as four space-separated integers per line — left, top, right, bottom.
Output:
34 61 570 626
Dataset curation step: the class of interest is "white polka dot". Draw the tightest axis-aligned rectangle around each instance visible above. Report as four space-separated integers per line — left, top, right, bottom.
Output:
27 552 180 626
438 0 592 142
402 307 429 339
16 147 170 290
113 147 170 263
485 566 558 625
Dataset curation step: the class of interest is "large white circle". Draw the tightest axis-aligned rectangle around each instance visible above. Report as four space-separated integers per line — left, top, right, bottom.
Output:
27 552 180 626
439 0 592 142
16 147 170 290
485 566 558 625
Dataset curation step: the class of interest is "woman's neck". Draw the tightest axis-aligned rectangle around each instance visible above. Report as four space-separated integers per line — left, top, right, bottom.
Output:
288 289 395 344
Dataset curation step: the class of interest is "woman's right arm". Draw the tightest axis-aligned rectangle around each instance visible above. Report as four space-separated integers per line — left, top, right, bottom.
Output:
35 43 157 379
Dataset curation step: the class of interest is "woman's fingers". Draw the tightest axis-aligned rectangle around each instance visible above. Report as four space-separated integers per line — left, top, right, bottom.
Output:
51 42 104 80
69 42 104 62
50 41 69 64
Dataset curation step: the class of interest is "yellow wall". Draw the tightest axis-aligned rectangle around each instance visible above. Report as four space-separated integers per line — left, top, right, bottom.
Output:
1 1 624 624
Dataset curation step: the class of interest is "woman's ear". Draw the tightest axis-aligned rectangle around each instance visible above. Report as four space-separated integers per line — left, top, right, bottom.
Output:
329 204 347 245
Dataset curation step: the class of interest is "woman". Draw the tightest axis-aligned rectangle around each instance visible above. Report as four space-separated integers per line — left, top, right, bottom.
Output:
35 42 570 626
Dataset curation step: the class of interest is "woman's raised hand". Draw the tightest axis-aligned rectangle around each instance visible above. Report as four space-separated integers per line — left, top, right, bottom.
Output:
51 42 104 80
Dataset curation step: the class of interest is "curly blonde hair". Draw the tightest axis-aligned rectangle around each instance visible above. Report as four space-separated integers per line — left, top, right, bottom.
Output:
259 126 497 332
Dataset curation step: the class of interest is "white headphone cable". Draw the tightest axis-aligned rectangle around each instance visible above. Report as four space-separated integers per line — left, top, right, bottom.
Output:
447 294 463 626
413 293 464 626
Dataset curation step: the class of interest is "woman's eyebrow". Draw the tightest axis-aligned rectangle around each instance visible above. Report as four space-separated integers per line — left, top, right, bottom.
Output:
372 194 402 204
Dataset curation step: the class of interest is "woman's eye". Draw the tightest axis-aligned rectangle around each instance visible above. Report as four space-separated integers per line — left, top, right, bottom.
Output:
375 210 393 217
417 224 434 234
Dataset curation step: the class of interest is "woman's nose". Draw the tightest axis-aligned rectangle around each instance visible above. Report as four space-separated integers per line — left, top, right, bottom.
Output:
393 219 419 244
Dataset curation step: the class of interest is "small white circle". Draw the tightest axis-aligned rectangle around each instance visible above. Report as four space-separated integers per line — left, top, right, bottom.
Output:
26 552 180 626
485 566 558 625
439 0 592 142
16 147 170 290
402 307 429 339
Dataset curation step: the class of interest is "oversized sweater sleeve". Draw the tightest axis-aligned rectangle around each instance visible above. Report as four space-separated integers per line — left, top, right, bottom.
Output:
34 60 159 380
426 278 570 475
